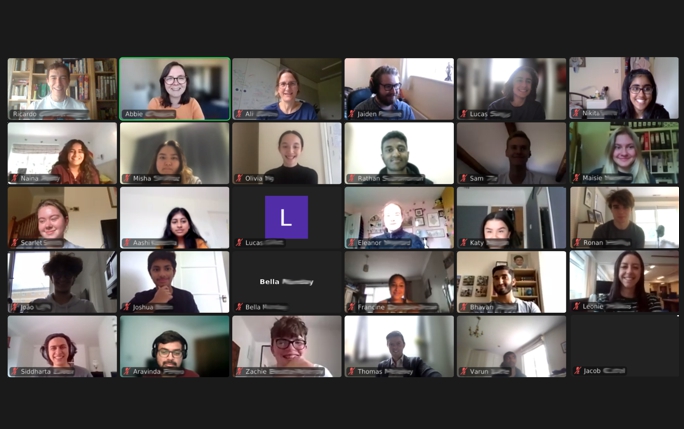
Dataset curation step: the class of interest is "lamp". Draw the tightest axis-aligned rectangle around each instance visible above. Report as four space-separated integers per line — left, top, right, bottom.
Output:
469 316 484 337
92 360 99 371
417 229 429 248
363 255 369 273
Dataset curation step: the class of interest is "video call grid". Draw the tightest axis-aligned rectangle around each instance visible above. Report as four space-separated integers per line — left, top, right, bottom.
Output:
5 56 679 378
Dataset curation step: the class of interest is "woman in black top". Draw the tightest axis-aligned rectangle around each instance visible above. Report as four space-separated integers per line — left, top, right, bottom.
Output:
606 69 670 119
481 211 522 249
487 66 545 121
264 130 318 184
598 251 661 312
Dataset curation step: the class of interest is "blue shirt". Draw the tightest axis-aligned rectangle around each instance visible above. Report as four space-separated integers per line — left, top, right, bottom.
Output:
260 102 317 120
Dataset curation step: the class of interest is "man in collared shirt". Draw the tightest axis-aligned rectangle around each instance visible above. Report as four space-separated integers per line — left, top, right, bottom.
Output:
496 131 555 185
471 265 541 313
375 331 441 377
352 66 415 121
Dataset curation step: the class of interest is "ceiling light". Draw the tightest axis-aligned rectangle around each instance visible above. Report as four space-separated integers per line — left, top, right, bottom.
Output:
363 255 369 272
644 270 650 275
649 265 655 269
657 276 664 280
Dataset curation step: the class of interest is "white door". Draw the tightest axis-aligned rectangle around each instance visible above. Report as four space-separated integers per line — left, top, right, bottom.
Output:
345 213 361 242
208 211 230 248
175 251 229 312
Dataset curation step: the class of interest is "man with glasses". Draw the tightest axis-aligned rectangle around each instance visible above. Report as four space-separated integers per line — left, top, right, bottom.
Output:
28 253 97 313
352 66 415 120
269 316 333 377
28 61 90 119
149 330 199 377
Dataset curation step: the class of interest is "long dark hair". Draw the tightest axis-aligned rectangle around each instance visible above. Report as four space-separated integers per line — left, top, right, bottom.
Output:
481 211 522 248
148 140 195 184
619 69 659 119
502 66 539 102
607 251 649 311
160 207 206 249
158 62 191 107
53 139 99 184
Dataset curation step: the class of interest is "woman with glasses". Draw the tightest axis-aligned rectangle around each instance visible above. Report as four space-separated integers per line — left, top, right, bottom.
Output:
259 69 317 120
606 69 670 119
487 66 545 121
147 61 205 120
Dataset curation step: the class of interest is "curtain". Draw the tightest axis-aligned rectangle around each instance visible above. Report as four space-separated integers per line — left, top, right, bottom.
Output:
399 58 411 90
517 335 544 357
11 144 61 154
585 252 598 296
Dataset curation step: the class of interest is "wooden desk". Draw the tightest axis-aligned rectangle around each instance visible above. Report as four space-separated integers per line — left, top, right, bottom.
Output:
662 299 679 313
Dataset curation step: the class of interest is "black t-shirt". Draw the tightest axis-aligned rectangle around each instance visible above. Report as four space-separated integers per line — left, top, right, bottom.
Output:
264 165 318 184
126 287 199 313
487 97 545 121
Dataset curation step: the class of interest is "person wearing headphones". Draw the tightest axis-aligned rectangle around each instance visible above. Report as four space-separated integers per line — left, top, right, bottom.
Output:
40 333 93 377
375 331 441 377
149 330 200 377
351 66 415 120
496 131 555 185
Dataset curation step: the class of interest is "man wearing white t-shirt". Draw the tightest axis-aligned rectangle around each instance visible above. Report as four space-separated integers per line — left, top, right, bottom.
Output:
28 61 89 119
496 131 554 185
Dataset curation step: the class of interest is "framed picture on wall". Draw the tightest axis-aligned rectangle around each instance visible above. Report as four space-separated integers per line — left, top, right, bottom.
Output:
584 187 592 208
415 209 423 216
108 187 117 208
509 253 530 269
427 213 440 227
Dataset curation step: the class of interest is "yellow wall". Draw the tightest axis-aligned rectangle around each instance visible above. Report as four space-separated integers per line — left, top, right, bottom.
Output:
442 187 454 248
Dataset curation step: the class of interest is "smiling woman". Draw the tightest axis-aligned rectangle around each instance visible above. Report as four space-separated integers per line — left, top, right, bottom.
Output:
50 139 100 184
263 130 318 184
147 61 205 120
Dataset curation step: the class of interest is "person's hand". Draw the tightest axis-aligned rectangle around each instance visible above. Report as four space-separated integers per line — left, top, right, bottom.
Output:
151 286 173 304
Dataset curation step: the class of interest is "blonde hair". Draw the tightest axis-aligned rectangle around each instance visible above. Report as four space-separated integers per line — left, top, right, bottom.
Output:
601 126 650 183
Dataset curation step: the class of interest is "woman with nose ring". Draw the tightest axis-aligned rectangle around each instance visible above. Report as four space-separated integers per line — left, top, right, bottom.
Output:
486 66 545 121
148 140 202 184
373 274 419 313
16 199 83 248
50 139 101 184
263 130 318 184
586 126 654 184
147 61 205 120
596 251 662 312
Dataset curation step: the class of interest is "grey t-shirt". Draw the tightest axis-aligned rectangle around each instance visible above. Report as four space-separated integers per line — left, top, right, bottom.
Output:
591 221 645 248
471 298 541 313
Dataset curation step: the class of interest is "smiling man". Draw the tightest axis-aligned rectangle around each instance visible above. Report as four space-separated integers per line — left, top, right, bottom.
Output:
363 131 433 185
30 253 96 313
124 251 199 313
375 331 441 377
268 316 332 377
496 131 555 185
40 333 92 377
28 62 89 119
352 66 415 120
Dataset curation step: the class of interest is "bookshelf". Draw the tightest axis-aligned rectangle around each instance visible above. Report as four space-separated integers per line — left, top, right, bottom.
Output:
8 57 118 120
609 121 679 184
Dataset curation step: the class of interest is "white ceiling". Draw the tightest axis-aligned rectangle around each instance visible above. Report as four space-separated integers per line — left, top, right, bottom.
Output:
120 122 189 140
235 316 341 343
457 122 566 177
596 187 679 199
279 58 342 82
457 315 565 354
8 315 113 344
345 187 446 212
345 251 431 282
589 250 679 283
121 186 229 201
8 123 116 143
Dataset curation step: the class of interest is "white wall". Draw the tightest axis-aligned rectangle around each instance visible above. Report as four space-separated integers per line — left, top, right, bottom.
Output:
317 76 342 120
344 58 453 120
537 251 567 313
654 57 679 118
119 187 230 248
418 251 451 310
569 57 623 105
345 122 454 184
424 315 454 376
119 315 230 372
61 251 116 313
63 188 117 248
98 316 117 376
542 322 566 372
231 316 342 377
257 123 324 177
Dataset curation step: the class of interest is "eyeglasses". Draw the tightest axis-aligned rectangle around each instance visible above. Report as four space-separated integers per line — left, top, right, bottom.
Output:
279 81 298 88
274 339 306 350
165 76 187 84
629 85 653 94
380 83 401 91
158 349 183 357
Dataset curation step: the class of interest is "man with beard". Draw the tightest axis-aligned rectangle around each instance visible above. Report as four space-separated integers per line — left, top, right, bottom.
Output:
352 66 415 120
495 131 554 185
363 131 433 185
492 352 527 378
471 265 541 313
148 330 199 377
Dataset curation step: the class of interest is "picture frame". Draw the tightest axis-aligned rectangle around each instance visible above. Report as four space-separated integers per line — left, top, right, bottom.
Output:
426 229 444 238
424 279 432 298
594 209 604 224
443 253 454 269
107 187 117 208
561 341 567 353
94 61 104 72
438 210 444 217
476 276 488 286
427 213 440 227
495 261 508 266
462 276 474 286
584 187 592 208
509 253 529 269
259 344 275 367
474 286 487 297
415 208 423 216
459 286 473 297
587 209 596 223
415 217 425 226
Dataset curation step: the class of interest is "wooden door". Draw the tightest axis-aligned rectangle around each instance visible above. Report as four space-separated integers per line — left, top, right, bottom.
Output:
232 341 240 376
